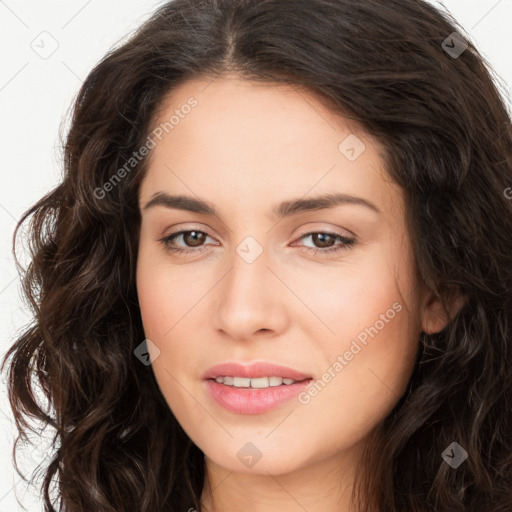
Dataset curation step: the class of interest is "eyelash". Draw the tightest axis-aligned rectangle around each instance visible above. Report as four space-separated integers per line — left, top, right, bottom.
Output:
158 230 356 256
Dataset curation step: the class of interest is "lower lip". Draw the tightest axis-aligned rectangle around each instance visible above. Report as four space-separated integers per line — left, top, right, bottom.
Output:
204 378 312 414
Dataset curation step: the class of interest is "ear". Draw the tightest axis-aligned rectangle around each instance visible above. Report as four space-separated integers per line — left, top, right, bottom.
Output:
420 285 467 335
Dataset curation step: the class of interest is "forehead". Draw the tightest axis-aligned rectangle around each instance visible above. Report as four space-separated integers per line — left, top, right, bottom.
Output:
139 76 401 218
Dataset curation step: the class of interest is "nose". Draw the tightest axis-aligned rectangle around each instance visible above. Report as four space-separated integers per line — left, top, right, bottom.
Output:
213 243 289 341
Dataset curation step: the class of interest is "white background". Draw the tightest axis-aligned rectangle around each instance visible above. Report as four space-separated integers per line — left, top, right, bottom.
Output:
1 0 511 510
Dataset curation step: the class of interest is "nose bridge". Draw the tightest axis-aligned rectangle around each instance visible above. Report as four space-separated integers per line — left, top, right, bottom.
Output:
214 235 287 339
224 239 272 312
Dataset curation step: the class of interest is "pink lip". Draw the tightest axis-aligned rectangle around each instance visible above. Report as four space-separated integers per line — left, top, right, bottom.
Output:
202 362 311 381
204 379 312 415
203 362 313 415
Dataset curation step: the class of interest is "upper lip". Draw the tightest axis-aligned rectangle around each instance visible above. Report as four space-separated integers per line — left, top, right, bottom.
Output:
203 362 312 381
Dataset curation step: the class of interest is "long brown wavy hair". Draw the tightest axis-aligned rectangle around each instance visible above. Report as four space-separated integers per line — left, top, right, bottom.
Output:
2 0 512 510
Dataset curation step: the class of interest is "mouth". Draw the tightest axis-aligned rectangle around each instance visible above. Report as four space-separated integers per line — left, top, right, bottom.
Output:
203 361 313 414
210 375 310 388
203 361 312 381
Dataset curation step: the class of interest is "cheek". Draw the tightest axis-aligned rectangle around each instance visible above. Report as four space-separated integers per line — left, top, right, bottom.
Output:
136 240 202 339
290 290 419 457
135 243 214 391
136 258 170 340
289 252 415 348
136 247 199 417
312 274 419 392
291 243 421 410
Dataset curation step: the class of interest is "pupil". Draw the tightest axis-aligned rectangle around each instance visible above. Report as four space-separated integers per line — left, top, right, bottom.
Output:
314 233 334 248
185 231 205 246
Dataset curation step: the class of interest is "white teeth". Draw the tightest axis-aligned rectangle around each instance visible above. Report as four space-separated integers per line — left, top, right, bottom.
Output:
269 376 283 386
250 377 269 388
233 376 251 387
213 376 300 388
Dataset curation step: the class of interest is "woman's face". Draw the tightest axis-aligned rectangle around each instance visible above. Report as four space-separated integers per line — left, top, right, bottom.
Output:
136 77 440 477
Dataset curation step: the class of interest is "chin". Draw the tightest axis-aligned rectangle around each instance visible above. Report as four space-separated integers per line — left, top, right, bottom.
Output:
198 434 313 475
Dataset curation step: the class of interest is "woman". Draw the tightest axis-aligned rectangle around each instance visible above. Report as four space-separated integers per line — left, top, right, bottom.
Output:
3 0 512 510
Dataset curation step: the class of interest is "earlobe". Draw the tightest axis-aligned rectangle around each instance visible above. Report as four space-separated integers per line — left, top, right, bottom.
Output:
420 287 467 335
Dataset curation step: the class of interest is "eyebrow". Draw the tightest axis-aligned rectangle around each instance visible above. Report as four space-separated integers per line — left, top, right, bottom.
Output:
142 192 381 218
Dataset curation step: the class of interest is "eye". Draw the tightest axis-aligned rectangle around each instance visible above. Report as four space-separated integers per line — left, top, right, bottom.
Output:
159 230 218 254
293 231 356 255
159 229 356 256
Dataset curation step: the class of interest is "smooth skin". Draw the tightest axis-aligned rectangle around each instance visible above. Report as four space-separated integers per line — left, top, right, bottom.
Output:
136 76 456 512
